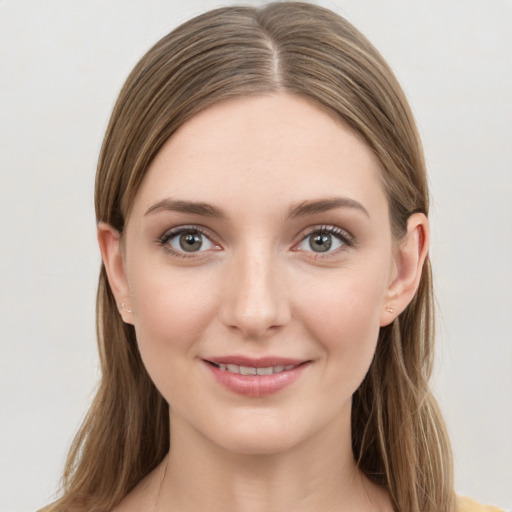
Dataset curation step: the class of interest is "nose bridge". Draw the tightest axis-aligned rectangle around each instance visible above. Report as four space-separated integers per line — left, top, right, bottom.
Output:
221 240 289 337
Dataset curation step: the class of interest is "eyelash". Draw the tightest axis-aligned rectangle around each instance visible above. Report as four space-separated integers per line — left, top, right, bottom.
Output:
156 224 355 259
157 226 220 258
295 225 355 256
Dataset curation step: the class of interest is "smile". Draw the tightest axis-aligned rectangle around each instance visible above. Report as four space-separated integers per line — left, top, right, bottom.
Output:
210 362 298 375
203 357 311 398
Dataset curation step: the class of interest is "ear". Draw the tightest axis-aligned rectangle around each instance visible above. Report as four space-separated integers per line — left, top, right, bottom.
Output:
380 213 430 326
97 222 134 325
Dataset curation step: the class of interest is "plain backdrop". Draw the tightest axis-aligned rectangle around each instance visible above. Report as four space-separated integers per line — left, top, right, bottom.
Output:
1 1 511 511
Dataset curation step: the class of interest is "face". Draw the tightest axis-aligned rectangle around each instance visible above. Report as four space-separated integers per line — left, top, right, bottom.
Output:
101 94 424 455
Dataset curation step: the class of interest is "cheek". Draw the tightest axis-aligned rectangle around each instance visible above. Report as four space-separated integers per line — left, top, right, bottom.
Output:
296 267 387 380
128 263 219 369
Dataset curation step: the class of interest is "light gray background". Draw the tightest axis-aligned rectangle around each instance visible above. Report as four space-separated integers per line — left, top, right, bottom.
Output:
1 1 511 511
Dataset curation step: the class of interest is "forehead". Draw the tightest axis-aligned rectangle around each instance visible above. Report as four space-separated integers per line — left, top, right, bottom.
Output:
131 94 387 219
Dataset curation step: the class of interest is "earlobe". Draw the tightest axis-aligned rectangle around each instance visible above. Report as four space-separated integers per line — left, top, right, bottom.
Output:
97 222 134 324
380 213 429 326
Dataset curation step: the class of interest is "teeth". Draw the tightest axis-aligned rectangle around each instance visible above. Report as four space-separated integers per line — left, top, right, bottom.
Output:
256 367 273 375
240 366 257 375
214 362 297 375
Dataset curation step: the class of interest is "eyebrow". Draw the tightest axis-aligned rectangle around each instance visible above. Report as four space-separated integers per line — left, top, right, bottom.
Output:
288 196 370 218
145 199 226 218
144 196 369 219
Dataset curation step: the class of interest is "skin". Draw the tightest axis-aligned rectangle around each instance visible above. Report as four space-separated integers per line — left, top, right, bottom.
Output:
100 94 429 512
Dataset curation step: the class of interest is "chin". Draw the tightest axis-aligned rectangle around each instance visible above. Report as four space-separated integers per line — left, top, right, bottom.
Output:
212 426 305 456
198 407 330 457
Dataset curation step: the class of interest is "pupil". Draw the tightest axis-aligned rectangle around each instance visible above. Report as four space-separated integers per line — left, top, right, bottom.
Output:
179 232 202 252
310 233 331 252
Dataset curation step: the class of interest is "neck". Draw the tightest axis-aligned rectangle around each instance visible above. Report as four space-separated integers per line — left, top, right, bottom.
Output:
152 410 390 512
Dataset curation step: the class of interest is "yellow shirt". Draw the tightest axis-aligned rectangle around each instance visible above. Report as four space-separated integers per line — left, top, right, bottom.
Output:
457 495 506 512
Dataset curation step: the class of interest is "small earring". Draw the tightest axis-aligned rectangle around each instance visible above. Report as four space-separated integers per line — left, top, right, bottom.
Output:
385 307 394 314
119 302 133 314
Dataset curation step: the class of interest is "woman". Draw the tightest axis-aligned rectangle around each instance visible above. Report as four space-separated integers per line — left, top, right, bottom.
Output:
40 2 503 512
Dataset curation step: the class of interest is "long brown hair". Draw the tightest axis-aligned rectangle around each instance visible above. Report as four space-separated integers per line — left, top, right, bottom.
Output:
42 3 454 511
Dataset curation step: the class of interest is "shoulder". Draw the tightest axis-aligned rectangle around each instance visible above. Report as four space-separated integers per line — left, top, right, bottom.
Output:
457 495 507 512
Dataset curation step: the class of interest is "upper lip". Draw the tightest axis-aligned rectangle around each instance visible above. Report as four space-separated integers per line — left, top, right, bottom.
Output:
204 356 309 368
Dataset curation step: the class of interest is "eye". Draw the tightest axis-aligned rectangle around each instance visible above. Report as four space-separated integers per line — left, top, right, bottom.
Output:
159 227 219 256
295 226 353 254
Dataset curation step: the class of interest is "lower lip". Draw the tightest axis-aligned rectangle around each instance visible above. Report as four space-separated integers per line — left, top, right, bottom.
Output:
204 361 309 398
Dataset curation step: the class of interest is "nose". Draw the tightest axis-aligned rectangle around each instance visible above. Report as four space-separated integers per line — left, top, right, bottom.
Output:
219 247 291 339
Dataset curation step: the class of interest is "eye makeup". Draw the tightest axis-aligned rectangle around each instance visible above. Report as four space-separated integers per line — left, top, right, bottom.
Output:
156 225 221 258
295 225 355 254
155 221 356 262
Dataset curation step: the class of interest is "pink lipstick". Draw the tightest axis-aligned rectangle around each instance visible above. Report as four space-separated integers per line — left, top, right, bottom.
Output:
203 356 310 397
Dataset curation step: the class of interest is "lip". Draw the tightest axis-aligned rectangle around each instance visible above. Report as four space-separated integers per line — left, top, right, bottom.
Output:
206 355 306 368
202 356 311 398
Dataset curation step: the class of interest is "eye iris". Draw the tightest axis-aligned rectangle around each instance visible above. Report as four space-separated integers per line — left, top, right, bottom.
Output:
179 232 202 252
309 233 332 252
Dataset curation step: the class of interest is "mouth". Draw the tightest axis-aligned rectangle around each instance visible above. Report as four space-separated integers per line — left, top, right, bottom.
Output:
202 357 311 397
206 361 301 376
